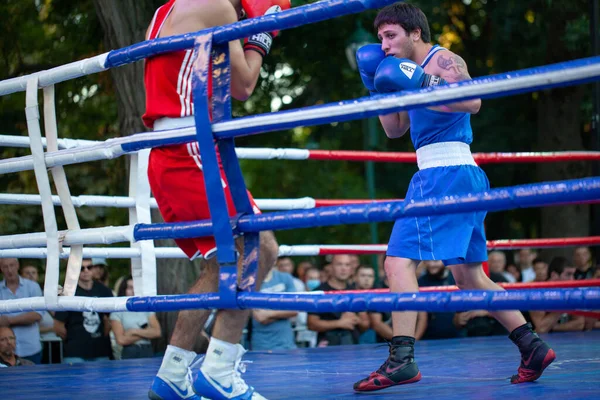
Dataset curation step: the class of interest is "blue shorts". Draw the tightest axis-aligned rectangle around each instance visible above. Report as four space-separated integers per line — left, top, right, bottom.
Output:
386 165 489 266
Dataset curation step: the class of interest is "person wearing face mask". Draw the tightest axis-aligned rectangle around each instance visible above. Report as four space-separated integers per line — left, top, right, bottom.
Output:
353 2 555 392
304 267 322 291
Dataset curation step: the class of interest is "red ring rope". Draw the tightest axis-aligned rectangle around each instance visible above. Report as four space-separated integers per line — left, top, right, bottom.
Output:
307 150 600 164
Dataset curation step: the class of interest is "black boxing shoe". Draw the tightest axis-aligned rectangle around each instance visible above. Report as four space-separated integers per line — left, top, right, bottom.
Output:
353 336 422 392
509 323 556 384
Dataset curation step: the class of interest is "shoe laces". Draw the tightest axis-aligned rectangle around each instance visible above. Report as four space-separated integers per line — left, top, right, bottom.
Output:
188 355 205 387
190 350 254 394
232 350 253 392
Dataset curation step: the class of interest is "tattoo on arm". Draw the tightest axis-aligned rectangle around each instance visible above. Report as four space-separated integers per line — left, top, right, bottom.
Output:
437 54 471 81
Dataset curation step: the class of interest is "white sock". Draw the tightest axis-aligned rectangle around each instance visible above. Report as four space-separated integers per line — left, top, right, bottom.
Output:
158 345 197 380
202 338 240 372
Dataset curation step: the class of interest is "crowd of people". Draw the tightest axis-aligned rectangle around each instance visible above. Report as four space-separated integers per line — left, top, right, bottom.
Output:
0 257 161 367
1 245 597 368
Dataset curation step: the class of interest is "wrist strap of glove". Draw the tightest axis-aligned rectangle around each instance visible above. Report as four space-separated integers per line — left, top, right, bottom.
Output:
244 32 273 58
422 74 447 87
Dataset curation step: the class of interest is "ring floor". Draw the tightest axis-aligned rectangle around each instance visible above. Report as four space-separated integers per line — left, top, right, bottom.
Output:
1 331 599 399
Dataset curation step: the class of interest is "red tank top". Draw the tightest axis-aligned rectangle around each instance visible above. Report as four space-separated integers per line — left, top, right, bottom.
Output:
142 0 212 129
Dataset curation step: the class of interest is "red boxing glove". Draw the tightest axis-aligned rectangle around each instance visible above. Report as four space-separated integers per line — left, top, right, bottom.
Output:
242 0 291 57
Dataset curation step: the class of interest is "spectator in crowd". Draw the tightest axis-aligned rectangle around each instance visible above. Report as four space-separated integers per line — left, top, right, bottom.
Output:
303 267 322 291
584 268 600 331
573 247 594 280
516 248 536 282
91 258 110 288
353 265 377 344
354 265 376 290
532 257 549 282
418 261 462 340
276 256 295 275
250 264 298 351
17 262 59 360
19 264 39 283
54 258 113 363
110 276 161 359
369 271 427 342
506 263 522 283
296 260 315 283
529 257 584 333
0 258 43 364
0 326 34 367
453 271 508 337
308 255 369 346
347 254 361 285
276 256 305 291
488 251 515 283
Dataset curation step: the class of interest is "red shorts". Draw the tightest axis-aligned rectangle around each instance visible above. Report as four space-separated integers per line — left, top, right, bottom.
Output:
148 142 260 259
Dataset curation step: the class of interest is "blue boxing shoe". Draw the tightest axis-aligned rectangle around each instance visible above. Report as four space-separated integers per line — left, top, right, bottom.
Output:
192 339 266 400
149 346 201 400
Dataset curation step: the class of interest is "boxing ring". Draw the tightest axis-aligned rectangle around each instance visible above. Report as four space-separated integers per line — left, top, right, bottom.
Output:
1 0 600 398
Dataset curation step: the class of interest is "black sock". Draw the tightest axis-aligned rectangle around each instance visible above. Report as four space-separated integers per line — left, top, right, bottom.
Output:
391 336 415 347
509 323 540 352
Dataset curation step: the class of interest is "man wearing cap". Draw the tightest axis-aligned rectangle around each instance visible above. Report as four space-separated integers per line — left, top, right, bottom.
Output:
91 257 110 288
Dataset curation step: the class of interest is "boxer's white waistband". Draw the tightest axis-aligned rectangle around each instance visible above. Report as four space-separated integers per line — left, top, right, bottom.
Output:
416 142 477 170
153 116 196 131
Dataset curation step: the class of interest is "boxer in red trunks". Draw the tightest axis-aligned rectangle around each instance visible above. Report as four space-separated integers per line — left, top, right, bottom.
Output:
144 1 289 399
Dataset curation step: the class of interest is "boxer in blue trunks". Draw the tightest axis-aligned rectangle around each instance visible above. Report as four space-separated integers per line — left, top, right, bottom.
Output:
353 3 556 392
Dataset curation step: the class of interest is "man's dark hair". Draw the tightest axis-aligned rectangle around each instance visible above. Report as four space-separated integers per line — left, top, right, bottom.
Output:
532 257 546 265
547 256 571 279
374 2 431 43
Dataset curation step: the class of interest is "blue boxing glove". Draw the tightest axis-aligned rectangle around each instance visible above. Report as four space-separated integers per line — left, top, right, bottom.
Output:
356 44 386 95
374 57 447 93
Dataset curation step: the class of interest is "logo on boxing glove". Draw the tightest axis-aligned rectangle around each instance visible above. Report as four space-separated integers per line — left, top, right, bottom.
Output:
399 62 417 79
265 5 282 14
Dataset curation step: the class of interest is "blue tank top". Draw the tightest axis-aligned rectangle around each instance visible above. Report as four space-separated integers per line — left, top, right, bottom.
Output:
408 45 473 150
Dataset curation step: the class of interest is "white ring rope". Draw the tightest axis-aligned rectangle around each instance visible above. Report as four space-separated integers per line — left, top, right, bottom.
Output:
0 295 129 314
0 226 134 249
0 53 109 96
0 193 318 210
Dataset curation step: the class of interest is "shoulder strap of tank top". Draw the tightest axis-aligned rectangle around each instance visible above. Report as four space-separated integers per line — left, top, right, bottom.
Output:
147 0 176 40
421 45 446 68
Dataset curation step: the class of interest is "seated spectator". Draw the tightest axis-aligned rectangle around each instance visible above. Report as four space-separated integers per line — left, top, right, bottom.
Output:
110 276 161 359
452 272 508 337
369 272 427 342
532 257 549 282
91 258 111 288
303 267 321 291
296 260 315 283
0 327 34 367
573 247 594 280
307 254 369 346
19 264 39 283
506 263 522 283
418 261 462 340
488 251 514 283
515 248 536 282
0 258 43 364
354 265 375 290
276 256 305 291
250 265 298 351
583 268 600 330
353 266 377 344
530 256 584 333
54 258 113 363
